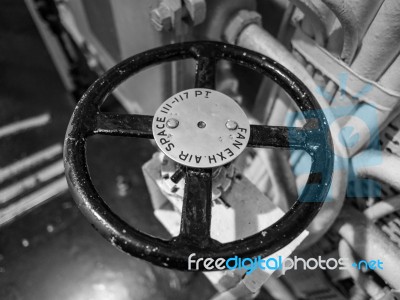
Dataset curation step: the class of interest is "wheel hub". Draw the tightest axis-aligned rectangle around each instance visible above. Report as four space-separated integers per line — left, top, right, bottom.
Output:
152 88 250 168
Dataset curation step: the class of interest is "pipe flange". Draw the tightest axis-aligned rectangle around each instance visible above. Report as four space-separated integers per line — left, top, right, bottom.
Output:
224 10 262 45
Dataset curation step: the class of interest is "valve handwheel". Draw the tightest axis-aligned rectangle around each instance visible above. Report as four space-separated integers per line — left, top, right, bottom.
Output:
64 41 333 270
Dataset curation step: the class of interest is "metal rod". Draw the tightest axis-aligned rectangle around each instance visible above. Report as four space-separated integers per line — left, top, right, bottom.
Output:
352 150 400 191
364 195 400 221
334 205 400 289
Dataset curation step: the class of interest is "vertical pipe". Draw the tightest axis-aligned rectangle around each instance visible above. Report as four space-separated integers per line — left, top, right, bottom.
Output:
322 0 385 63
352 150 400 191
235 23 348 248
350 0 400 80
378 54 400 93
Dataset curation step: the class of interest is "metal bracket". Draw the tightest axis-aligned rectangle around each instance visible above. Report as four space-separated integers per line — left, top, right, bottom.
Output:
150 0 206 32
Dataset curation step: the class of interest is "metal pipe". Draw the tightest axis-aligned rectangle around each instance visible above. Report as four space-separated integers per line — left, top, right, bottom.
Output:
263 276 297 300
294 0 397 157
378 53 400 93
321 0 359 63
253 4 296 122
338 240 386 299
290 0 335 45
350 0 400 80
338 195 400 296
346 0 384 42
232 22 348 248
321 0 384 63
350 285 369 300
334 205 400 289
352 150 400 191
364 195 400 221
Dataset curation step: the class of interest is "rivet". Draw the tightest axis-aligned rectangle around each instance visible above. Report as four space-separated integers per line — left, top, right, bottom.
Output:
166 118 179 129
225 120 238 130
197 121 206 129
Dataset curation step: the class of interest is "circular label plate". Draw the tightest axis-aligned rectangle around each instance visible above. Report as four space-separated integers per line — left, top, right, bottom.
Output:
152 88 250 168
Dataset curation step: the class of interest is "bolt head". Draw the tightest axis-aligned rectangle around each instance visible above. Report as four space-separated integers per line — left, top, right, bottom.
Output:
225 120 238 130
166 118 179 129
150 4 172 31
197 121 206 128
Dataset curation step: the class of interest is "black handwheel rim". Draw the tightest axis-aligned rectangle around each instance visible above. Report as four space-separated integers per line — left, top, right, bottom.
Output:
64 41 334 270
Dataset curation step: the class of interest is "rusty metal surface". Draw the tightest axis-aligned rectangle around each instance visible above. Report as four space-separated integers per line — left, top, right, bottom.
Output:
64 41 334 270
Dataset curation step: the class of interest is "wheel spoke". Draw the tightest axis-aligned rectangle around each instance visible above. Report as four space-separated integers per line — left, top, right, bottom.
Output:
178 168 213 246
248 124 316 151
194 53 217 89
93 113 153 138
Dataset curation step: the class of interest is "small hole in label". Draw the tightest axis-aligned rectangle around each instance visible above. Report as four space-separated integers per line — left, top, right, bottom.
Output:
197 121 206 128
